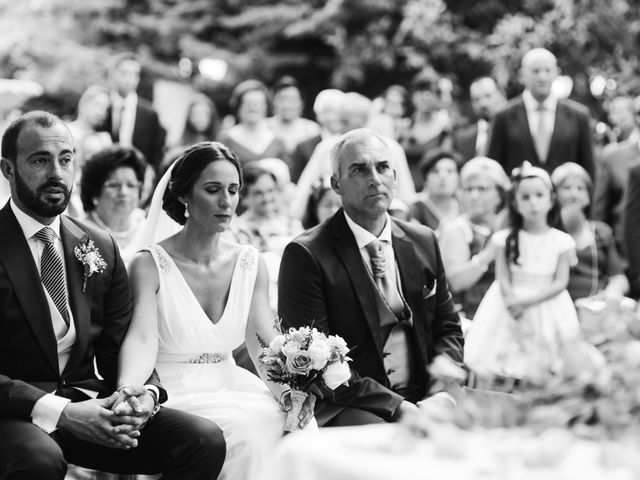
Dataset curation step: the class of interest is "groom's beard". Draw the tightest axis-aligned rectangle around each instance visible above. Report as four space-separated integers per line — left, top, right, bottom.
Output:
14 171 71 218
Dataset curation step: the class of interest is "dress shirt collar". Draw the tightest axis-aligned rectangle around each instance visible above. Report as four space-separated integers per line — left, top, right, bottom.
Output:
523 89 557 113
10 199 62 242
343 210 392 250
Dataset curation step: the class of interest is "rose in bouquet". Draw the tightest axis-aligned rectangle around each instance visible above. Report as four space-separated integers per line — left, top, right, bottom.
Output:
257 324 351 431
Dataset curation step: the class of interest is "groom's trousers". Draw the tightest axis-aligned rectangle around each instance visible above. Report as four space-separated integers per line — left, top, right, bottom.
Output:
0 406 226 480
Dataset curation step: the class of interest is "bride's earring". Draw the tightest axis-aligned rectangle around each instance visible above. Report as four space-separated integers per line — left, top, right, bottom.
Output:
184 203 189 218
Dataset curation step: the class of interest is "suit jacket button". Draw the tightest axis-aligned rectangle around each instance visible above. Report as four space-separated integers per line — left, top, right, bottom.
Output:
60 379 66 386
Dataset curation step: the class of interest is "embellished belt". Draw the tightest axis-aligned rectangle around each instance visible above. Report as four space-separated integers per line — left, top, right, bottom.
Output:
188 352 229 364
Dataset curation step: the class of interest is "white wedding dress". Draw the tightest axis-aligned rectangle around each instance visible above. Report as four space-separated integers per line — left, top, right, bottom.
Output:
142 243 286 480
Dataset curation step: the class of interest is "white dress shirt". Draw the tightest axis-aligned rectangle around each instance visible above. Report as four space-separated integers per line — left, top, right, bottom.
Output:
10 200 77 433
523 90 557 144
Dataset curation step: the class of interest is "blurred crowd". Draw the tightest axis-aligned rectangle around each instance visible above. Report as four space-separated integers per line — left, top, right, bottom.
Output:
2 46 639 325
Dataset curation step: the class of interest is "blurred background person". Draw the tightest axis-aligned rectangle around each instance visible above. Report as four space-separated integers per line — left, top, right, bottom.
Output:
232 163 303 311
552 162 629 303
267 75 320 157
289 88 345 183
624 162 640 297
177 93 220 147
66 85 114 217
487 47 595 180
218 79 287 165
106 52 166 172
300 175 342 229
452 77 506 163
80 145 148 265
67 85 113 168
292 93 416 219
593 94 640 259
410 149 461 232
606 95 637 145
367 84 411 142
401 70 453 191
439 157 510 321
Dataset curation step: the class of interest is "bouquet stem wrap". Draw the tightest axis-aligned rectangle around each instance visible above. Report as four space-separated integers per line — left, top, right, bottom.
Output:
284 389 308 432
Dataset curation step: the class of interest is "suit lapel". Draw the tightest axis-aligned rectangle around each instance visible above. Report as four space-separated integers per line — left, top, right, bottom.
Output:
516 100 540 163
60 217 93 374
0 204 59 372
331 213 384 355
391 222 421 305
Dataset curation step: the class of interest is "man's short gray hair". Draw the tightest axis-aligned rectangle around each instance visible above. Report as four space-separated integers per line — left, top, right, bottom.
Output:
330 128 389 177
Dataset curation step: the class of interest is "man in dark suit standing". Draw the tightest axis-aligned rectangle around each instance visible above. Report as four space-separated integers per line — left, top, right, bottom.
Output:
0 111 225 479
487 48 595 179
107 53 166 171
278 128 464 427
453 76 505 163
624 162 640 296
593 95 640 259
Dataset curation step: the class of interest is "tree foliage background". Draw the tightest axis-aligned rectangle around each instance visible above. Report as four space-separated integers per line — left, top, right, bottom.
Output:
2 0 640 119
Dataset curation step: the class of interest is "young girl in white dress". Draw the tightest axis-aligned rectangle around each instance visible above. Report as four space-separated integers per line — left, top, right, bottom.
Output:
464 162 580 381
117 142 316 480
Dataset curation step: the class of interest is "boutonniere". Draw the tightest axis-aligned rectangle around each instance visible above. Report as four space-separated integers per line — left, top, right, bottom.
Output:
74 239 107 292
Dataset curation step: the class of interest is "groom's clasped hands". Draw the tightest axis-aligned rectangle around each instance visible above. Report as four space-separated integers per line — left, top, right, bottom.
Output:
57 385 157 450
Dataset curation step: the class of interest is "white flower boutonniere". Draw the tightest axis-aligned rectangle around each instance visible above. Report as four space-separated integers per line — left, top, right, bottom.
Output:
74 239 107 292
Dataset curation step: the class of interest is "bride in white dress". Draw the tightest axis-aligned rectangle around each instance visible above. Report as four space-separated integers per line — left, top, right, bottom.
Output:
117 142 316 480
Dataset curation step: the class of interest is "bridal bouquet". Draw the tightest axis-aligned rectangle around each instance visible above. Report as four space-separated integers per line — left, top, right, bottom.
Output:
257 323 352 431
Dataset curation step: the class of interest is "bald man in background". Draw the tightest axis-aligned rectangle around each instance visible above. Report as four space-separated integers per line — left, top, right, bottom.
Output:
487 48 594 179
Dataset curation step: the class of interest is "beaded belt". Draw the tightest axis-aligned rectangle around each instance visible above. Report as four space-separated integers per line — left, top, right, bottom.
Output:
188 352 229 364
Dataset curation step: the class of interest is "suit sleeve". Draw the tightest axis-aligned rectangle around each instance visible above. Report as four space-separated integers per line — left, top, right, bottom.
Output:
592 161 612 223
576 109 595 181
429 231 465 365
487 112 506 172
278 241 404 421
624 167 640 295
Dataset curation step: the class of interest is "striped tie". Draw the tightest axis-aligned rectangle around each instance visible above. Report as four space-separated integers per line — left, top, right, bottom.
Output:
34 227 70 327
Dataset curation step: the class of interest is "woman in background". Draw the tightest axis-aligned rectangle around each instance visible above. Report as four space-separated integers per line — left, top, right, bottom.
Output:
218 80 287 165
410 149 461 233
551 162 629 302
439 157 509 320
179 93 220 146
80 145 147 265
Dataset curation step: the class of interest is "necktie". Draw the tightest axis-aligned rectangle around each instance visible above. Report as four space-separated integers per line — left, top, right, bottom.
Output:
476 120 488 156
111 100 124 142
34 227 70 327
534 103 552 163
365 240 404 315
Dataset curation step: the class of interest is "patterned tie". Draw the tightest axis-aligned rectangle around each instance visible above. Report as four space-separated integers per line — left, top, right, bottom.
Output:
365 240 404 315
534 102 552 163
34 227 70 327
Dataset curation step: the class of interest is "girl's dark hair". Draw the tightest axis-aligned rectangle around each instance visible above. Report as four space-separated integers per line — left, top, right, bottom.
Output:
302 176 334 229
504 165 559 266
162 141 243 225
239 163 278 205
419 149 462 179
181 94 220 145
80 145 147 212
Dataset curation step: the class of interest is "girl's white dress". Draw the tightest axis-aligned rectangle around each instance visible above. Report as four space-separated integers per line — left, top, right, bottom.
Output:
464 228 580 379
144 244 286 480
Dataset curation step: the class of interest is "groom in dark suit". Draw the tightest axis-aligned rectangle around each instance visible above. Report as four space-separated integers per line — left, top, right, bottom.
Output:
278 128 464 427
0 111 225 479
487 48 594 179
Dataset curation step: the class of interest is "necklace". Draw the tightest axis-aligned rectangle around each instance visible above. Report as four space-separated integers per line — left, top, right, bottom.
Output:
89 211 135 240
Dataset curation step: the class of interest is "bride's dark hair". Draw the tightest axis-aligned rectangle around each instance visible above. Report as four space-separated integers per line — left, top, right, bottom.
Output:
163 141 243 225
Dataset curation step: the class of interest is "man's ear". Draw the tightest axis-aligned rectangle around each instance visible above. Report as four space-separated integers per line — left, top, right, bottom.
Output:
330 174 341 194
0 158 14 182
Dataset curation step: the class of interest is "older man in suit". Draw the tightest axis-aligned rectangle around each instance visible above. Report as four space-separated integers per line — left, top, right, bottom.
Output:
0 111 225 479
278 128 464 427
593 95 640 259
487 48 595 179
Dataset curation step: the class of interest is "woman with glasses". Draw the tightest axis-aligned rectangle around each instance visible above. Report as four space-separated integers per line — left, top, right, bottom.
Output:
438 156 510 321
80 145 147 265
